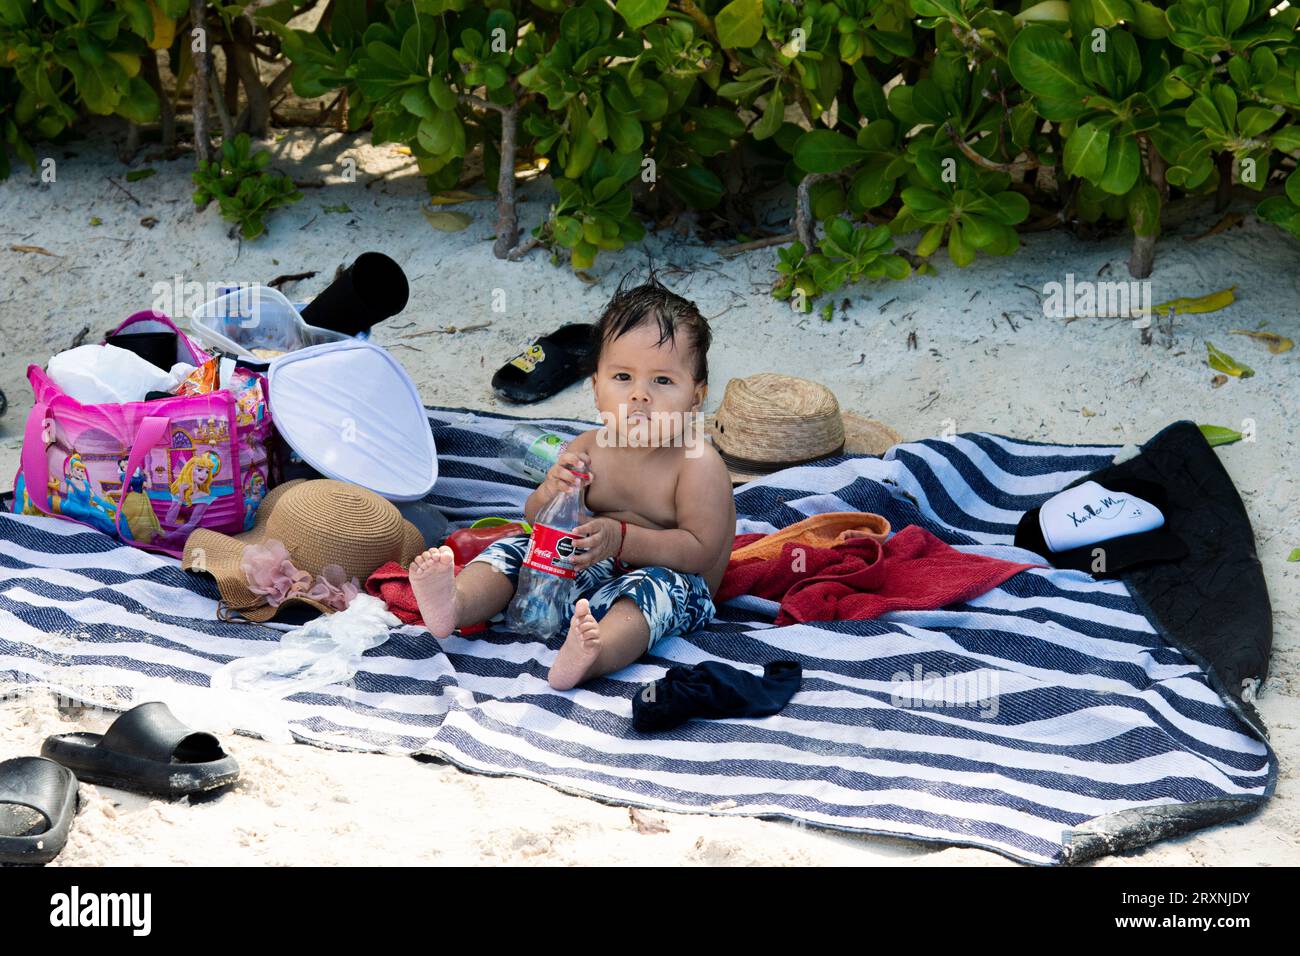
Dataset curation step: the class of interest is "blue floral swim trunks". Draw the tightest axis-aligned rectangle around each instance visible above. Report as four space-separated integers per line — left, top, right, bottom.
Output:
468 534 716 649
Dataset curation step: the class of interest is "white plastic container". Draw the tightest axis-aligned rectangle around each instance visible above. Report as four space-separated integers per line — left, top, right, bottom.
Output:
190 285 348 362
267 340 438 501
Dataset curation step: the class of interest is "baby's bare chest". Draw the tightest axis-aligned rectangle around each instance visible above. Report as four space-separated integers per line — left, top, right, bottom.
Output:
582 449 681 529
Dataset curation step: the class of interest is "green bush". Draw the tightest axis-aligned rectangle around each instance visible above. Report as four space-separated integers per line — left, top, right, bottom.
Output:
5 1 1300 285
192 132 302 239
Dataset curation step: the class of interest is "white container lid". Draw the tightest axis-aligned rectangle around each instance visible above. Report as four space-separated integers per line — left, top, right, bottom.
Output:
191 285 348 361
267 340 437 501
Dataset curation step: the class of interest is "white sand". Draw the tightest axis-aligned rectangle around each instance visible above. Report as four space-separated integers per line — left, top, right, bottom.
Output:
0 124 1296 866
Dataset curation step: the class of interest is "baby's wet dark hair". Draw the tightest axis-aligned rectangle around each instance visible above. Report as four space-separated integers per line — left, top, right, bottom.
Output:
590 267 711 383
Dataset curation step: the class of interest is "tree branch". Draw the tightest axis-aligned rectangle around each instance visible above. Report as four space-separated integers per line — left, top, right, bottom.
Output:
459 91 505 114
493 103 520 258
1129 135 1166 279
142 49 175 150
209 67 235 140
230 14 271 136
794 173 830 249
190 0 212 165
945 123 1040 175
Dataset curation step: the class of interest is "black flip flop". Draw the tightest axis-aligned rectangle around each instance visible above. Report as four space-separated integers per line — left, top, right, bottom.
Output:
41 702 239 799
0 757 78 865
492 323 595 403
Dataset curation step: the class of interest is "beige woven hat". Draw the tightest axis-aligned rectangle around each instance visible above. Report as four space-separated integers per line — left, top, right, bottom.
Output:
182 478 425 622
706 373 902 483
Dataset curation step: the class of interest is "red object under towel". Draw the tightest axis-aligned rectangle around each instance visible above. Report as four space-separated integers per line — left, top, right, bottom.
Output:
718 525 1037 626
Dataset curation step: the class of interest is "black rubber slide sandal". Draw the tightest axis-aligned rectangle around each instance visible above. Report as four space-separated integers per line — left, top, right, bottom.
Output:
491 323 595 403
0 757 78 865
41 702 239 799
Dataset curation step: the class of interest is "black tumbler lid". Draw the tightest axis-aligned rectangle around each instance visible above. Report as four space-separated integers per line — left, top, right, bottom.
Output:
300 251 410 336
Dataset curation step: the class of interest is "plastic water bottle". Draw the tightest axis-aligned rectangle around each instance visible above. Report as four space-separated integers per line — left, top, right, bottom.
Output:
505 463 589 638
500 425 569 482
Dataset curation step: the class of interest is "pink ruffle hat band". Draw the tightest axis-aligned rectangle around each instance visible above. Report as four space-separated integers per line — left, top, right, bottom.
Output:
239 540 361 612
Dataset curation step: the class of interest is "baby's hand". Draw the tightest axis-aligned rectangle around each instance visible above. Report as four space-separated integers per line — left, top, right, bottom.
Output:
540 450 592 499
571 516 622 568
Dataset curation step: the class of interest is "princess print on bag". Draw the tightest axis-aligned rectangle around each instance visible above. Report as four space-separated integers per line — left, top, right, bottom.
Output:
165 450 221 525
60 453 120 535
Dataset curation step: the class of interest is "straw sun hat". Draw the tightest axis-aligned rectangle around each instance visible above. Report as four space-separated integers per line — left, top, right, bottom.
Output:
182 479 425 622
706 373 902 484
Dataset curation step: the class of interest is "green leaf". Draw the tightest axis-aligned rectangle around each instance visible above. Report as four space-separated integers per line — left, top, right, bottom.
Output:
125 167 157 183
664 164 724 209
961 213 1001 248
849 162 898 211
1186 95 1226 134
572 239 597 269
401 87 436 119
1009 24 1084 100
752 87 784 141
615 0 667 30
552 215 582 246
988 191 1031 225
1268 128 1300 154
1063 121 1111 181
1129 0 1170 38
560 5 600 51
1238 107 1278 140
563 128 598 179
916 222 946 257
115 74 160 125
417 110 459 155
852 68 888 122
1099 135 1140 194
947 220 975 267
1198 424 1244 447
609 111 643 153
1090 0 1134 27
900 185 948 214
1287 548 1300 562
1206 342 1255 378
715 0 763 49
793 130 868 173
421 208 472 231
1224 0 1250 35
428 76 458 112
1127 183 1161 237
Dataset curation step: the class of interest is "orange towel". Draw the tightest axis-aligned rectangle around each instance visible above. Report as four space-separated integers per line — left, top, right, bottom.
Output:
730 512 891 562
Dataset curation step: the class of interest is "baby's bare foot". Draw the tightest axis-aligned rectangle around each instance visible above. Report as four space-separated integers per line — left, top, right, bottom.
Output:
409 546 458 638
548 598 602 690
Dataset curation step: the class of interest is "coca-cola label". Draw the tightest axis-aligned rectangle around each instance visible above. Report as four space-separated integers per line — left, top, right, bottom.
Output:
522 522 578 578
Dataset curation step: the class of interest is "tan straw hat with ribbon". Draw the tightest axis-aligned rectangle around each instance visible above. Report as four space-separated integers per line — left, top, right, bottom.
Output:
706 373 902 484
182 478 425 622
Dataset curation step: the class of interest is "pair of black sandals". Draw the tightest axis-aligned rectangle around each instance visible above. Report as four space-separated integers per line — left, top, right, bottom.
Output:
0 702 239 865
491 323 595 403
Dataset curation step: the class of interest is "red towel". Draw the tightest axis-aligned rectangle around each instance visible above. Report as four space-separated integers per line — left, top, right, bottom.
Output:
718 525 1037 626
365 562 486 634
366 561 422 625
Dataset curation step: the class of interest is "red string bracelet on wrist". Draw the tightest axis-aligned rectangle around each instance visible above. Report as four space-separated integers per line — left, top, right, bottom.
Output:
615 520 627 560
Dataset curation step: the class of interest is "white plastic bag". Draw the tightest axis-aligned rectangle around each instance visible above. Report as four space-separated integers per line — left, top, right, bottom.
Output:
210 595 401 699
47 343 194 404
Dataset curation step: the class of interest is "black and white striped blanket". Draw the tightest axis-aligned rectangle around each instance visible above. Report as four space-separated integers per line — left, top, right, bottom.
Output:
0 408 1275 865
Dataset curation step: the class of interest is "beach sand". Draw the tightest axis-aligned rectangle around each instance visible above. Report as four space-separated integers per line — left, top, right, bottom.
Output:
0 124 1296 865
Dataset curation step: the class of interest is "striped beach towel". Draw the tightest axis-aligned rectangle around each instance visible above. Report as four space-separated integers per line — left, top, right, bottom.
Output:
0 407 1276 865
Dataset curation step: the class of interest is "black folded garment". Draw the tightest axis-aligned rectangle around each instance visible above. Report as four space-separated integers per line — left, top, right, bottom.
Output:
1018 421 1271 722
633 661 802 733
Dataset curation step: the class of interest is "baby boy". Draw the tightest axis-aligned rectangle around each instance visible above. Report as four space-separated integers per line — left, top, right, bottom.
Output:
409 275 736 689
